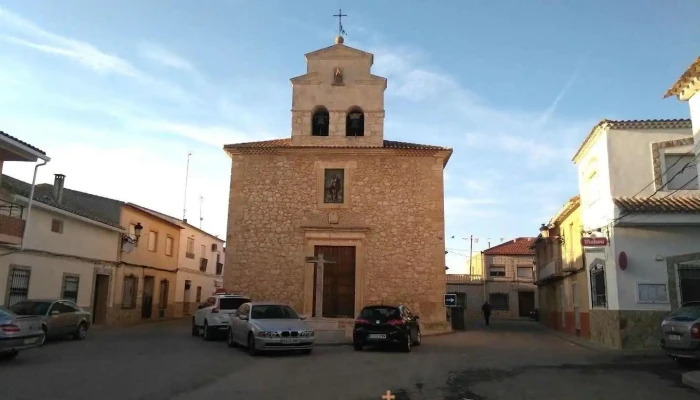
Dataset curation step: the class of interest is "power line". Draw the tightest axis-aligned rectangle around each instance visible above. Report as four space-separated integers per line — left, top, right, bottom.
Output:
620 174 699 225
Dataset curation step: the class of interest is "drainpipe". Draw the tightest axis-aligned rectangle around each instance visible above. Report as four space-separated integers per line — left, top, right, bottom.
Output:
21 159 49 251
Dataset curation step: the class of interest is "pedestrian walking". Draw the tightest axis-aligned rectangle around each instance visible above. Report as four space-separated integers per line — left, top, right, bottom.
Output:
481 301 492 326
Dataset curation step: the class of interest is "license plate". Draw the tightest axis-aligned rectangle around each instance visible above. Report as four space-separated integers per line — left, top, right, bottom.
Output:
23 337 37 345
669 334 682 341
368 334 387 339
281 338 300 344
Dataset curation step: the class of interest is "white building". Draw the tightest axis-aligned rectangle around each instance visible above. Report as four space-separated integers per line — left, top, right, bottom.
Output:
0 174 123 325
571 118 700 349
665 56 700 183
126 205 225 317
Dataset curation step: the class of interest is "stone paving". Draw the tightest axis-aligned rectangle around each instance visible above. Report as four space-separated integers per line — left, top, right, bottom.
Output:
0 319 696 400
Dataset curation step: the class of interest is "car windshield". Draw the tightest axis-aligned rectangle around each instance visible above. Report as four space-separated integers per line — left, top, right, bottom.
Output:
250 305 299 319
219 297 250 310
0 306 13 317
670 303 700 321
360 306 401 322
10 301 51 316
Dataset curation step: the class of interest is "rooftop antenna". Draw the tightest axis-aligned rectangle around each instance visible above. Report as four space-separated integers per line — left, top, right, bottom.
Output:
199 195 204 229
183 152 192 222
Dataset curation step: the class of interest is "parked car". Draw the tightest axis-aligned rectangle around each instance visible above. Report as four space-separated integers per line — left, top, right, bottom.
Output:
660 301 700 366
353 304 421 352
192 293 251 340
226 302 315 356
0 305 45 360
9 299 91 341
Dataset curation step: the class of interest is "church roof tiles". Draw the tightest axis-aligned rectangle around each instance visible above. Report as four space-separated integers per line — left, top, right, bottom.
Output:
223 138 450 151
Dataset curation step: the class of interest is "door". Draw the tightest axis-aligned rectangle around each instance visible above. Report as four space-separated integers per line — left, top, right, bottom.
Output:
47 301 75 335
559 284 566 328
158 279 170 317
517 291 535 317
314 246 356 318
572 280 581 331
142 276 155 319
92 274 109 324
183 280 192 316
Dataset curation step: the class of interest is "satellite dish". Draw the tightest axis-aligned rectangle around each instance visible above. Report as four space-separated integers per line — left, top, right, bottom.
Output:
122 241 135 254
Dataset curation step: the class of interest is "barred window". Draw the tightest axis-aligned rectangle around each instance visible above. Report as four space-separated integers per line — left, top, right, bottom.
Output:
590 269 607 308
62 275 79 303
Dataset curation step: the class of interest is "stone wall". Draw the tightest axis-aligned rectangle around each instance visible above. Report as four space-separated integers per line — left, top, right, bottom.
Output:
590 309 669 349
225 151 448 323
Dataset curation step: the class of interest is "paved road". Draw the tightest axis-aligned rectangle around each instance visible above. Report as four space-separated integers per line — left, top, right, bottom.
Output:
0 319 696 400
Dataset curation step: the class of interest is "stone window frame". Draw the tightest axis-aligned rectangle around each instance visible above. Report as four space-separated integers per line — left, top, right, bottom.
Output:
121 274 139 309
589 264 607 309
345 105 365 137
651 137 695 191
635 281 669 304
316 161 356 210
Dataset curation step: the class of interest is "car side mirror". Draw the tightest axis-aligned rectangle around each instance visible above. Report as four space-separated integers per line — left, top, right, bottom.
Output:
197 304 206 309
300 315 307 320
50 310 60 316
414 315 420 320
239 314 248 320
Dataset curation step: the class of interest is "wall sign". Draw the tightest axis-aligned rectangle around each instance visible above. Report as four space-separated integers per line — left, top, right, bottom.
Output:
619 251 628 271
581 237 608 247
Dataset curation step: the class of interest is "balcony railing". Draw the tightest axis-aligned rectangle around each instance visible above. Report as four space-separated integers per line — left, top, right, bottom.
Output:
216 262 223 275
199 257 208 272
0 199 25 244
445 274 484 284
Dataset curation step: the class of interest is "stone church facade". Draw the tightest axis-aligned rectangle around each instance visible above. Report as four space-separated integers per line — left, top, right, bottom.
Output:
223 36 452 326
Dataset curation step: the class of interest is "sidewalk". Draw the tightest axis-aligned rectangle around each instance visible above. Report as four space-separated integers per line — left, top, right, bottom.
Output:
542 325 665 358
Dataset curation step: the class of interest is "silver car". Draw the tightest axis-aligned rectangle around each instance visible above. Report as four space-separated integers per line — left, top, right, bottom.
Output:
10 299 91 341
0 306 45 360
226 302 315 356
660 301 700 366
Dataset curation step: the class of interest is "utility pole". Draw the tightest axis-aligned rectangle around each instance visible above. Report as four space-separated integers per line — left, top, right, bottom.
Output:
468 235 474 275
182 152 192 222
199 195 204 229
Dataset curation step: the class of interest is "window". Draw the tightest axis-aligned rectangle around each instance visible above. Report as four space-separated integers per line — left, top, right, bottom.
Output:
61 275 79 303
323 169 345 204
586 171 600 205
129 224 137 241
158 279 169 310
489 293 509 310
590 266 607 308
148 231 157 252
517 266 533 279
637 283 669 303
165 236 174 256
195 286 202 302
51 218 64 233
311 106 330 136
122 276 138 309
186 237 195 258
5 266 30 307
201 244 206 257
489 265 506 277
345 107 364 136
665 154 699 190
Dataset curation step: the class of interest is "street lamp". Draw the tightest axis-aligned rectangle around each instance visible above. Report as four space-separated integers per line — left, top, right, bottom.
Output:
122 222 143 244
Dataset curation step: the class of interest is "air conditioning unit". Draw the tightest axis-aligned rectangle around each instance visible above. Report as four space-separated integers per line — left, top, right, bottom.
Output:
211 243 218 251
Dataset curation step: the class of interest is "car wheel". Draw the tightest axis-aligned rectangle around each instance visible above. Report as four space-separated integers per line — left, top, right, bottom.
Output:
353 342 363 351
402 333 411 353
191 319 199 337
73 322 87 340
227 328 237 348
0 350 19 360
413 329 422 346
301 349 312 355
203 322 212 341
677 358 697 368
247 333 258 356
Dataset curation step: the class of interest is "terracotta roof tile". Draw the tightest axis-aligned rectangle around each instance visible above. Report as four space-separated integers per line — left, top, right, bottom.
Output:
665 57 700 99
572 118 691 163
613 196 700 214
483 237 536 256
223 138 451 151
0 131 47 155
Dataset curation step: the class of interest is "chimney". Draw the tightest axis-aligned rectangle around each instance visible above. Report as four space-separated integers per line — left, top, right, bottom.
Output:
53 174 65 204
183 218 188 223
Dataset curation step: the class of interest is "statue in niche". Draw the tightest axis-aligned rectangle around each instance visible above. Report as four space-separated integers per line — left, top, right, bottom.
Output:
333 67 343 85
346 111 364 136
312 108 329 136
324 169 344 203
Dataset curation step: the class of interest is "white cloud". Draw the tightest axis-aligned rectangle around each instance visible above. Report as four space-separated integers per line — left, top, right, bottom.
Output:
139 43 196 73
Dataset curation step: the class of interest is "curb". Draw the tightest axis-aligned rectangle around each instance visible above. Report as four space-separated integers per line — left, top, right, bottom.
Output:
91 317 186 331
542 327 666 358
683 371 700 391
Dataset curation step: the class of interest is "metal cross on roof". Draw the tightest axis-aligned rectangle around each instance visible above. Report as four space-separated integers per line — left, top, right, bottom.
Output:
333 8 347 36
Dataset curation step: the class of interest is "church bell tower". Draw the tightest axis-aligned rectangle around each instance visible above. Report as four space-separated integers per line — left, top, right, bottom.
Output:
289 34 388 147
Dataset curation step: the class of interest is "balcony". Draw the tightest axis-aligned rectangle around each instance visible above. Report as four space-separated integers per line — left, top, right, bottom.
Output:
0 199 25 245
445 274 484 284
216 262 223 275
537 257 562 282
199 257 208 272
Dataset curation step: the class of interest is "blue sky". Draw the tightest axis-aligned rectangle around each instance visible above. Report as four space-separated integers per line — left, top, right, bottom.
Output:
0 0 698 273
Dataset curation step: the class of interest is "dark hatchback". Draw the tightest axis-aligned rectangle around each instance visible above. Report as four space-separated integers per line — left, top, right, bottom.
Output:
353 305 421 352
